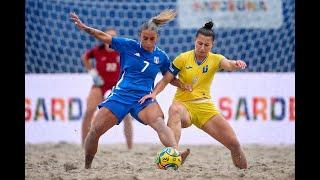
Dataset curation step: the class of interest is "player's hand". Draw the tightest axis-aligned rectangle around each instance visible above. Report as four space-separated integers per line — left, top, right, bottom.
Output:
89 69 104 86
70 12 86 30
235 60 247 70
180 83 193 92
139 93 156 104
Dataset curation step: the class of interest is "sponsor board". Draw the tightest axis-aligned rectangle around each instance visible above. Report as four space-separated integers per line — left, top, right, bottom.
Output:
25 73 294 144
177 0 283 29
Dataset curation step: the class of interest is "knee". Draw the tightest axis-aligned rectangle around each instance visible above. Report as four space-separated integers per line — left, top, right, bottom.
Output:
89 109 116 137
149 116 164 126
88 120 108 138
169 104 183 116
148 117 166 131
87 125 100 139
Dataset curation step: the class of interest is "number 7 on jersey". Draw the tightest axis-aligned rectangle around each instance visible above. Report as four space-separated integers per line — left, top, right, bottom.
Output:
141 61 149 72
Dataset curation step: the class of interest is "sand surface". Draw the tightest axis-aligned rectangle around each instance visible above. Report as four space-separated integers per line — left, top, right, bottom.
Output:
25 142 294 180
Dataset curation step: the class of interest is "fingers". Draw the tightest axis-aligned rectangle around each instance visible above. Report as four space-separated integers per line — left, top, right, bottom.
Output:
69 12 81 25
138 97 146 104
181 84 192 92
138 95 151 104
139 94 156 104
69 12 78 18
185 84 193 92
69 12 77 20
235 60 247 69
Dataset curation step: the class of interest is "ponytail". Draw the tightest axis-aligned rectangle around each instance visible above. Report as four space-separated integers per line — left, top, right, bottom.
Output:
139 9 176 34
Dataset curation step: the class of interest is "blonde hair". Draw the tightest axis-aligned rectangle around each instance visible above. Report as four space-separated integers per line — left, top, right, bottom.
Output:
139 9 176 34
151 9 176 26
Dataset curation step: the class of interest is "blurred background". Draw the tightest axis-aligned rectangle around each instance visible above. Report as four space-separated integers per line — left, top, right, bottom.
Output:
25 0 294 145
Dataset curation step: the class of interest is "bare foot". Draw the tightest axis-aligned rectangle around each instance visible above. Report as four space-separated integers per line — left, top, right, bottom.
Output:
180 148 190 165
231 150 247 169
85 154 94 169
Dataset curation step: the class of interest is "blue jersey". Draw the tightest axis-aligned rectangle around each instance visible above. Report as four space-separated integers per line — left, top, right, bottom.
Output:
110 37 170 93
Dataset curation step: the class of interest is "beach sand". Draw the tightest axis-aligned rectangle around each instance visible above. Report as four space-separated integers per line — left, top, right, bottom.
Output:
25 142 294 180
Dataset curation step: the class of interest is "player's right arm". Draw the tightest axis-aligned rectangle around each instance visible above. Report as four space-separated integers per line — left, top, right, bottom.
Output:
220 58 247 71
81 48 104 86
81 53 93 71
139 53 192 104
170 78 192 92
70 12 112 44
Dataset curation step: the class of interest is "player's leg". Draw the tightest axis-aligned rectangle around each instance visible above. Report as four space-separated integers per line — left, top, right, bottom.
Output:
138 102 190 163
167 102 192 145
81 86 103 147
84 107 117 169
201 114 248 169
138 102 177 148
123 114 133 149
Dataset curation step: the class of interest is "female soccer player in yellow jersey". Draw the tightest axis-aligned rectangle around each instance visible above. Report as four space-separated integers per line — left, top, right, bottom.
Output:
139 21 248 169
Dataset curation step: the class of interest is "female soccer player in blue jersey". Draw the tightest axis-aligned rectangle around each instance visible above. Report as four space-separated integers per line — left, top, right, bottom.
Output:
139 21 248 169
70 10 189 169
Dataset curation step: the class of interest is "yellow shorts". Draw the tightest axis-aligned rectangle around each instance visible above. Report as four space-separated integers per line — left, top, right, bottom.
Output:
175 99 220 129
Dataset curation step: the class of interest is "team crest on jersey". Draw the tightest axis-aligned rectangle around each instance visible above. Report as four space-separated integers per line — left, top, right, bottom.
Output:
192 77 199 84
154 56 160 64
203 65 208 73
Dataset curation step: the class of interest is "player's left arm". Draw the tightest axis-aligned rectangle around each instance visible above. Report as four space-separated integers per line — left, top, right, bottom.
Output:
160 53 192 91
169 78 192 92
139 71 174 104
220 58 247 71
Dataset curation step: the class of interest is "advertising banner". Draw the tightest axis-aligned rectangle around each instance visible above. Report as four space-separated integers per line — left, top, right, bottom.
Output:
177 0 283 29
25 73 294 144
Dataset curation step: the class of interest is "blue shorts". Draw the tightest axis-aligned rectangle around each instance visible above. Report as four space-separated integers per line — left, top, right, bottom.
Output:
98 89 156 125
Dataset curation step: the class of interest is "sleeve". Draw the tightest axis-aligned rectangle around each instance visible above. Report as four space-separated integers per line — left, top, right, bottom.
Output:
215 54 226 71
110 37 135 53
168 54 184 76
159 52 171 75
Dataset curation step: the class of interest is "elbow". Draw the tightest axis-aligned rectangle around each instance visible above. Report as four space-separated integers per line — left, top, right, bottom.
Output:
102 35 112 44
167 76 177 85
82 56 89 63
163 79 171 86
81 55 86 62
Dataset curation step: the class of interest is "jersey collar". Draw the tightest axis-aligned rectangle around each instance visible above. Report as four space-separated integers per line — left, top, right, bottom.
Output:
193 50 208 66
139 42 156 53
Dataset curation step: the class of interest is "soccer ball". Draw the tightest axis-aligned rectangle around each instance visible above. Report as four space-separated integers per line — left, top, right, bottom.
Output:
155 147 182 170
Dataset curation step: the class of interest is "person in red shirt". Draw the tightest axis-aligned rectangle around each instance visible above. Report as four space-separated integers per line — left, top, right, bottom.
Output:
81 28 133 149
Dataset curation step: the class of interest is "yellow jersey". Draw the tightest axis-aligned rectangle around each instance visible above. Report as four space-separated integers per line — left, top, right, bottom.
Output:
171 50 225 102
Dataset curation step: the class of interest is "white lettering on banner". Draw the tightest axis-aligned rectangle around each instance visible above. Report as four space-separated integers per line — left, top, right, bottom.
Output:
25 73 294 144
177 0 283 29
